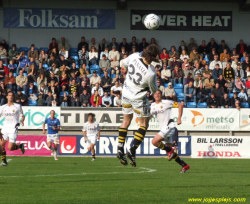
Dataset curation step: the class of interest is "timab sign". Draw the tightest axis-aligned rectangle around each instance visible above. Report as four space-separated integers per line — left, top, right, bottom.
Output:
4 8 115 29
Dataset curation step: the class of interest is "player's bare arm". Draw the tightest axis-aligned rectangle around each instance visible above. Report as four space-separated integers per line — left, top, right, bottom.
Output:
83 131 87 142
20 115 25 126
42 122 46 134
97 130 100 140
177 102 184 125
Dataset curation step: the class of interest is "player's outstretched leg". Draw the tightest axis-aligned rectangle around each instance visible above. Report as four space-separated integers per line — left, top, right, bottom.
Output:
117 128 128 166
90 144 95 161
53 143 58 160
152 135 190 173
127 126 147 167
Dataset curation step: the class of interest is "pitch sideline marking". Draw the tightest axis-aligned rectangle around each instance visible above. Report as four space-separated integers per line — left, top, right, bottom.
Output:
0 167 156 178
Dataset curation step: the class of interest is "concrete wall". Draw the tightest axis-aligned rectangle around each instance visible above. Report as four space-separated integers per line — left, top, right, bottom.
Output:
1 0 250 50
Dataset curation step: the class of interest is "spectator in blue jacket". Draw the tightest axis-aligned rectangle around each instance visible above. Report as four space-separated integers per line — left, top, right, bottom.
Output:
184 81 196 105
212 64 223 80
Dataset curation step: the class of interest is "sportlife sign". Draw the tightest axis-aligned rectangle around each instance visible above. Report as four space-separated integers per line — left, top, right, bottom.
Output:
131 10 232 31
4 8 115 29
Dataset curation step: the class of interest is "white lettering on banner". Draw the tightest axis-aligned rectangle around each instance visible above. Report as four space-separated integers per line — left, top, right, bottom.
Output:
191 136 250 158
17 141 50 150
203 16 211 26
179 137 188 154
80 137 96 154
109 137 118 154
18 9 98 28
99 137 111 154
167 15 176 26
177 16 187 26
192 16 202 26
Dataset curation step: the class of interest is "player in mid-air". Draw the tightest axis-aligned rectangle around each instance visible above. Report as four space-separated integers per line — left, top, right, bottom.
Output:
117 44 159 167
43 110 60 160
151 90 190 173
0 91 25 166
82 113 100 161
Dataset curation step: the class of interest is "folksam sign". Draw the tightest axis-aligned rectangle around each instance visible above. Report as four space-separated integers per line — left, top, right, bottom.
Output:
4 8 115 29
0 107 60 129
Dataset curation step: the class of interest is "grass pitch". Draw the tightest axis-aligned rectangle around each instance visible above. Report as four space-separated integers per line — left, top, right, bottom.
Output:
0 157 249 204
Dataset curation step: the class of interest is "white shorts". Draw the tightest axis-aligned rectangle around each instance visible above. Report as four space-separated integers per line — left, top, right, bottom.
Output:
122 96 150 117
1 129 18 143
158 126 178 144
47 134 59 144
86 136 97 148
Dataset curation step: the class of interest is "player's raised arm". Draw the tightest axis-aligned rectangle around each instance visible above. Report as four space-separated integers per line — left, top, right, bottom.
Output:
177 102 184 125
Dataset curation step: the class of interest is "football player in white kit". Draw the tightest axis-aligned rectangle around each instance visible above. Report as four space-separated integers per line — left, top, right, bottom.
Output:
0 91 25 166
82 113 100 161
117 44 159 167
151 90 190 173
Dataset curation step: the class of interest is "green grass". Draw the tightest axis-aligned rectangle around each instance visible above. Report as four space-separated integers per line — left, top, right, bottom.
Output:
0 157 249 204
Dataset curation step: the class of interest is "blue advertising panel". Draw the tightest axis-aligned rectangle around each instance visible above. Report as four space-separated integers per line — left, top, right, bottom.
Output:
4 8 115 29
59 135 191 156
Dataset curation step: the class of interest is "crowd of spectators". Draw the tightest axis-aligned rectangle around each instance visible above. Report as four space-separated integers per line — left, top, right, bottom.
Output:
0 36 250 108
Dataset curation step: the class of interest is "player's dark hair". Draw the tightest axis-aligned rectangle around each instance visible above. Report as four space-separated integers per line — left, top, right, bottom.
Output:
88 113 95 117
141 44 159 63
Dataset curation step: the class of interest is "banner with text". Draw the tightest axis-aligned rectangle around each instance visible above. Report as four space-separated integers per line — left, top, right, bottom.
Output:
131 10 232 31
60 108 239 131
4 8 115 29
0 107 60 129
239 109 250 131
6 135 50 156
191 136 250 158
59 135 191 156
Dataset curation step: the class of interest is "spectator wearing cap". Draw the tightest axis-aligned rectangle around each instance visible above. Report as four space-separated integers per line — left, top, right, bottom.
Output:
108 38 119 51
236 39 248 58
88 38 99 52
99 54 111 75
129 36 138 52
80 89 91 107
77 37 89 52
207 92 219 108
198 40 208 58
138 38 149 52
90 71 101 88
172 65 183 85
207 38 218 54
58 37 70 51
101 71 112 92
114 93 122 107
69 72 81 86
178 40 188 56
189 47 202 64
108 46 120 70
220 93 231 108
16 69 28 93
202 64 212 79
184 81 196 105
220 49 230 62
8 44 20 62
118 38 130 53
204 74 215 92
49 38 58 52
100 47 109 60
0 45 8 65
210 55 222 70
218 40 230 55
27 44 39 65
5 71 16 92
70 91 80 107
187 38 198 54
99 38 108 53
0 60 9 81
230 48 239 62
102 91 112 107
165 82 176 101
15 88 27 106
91 90 102 107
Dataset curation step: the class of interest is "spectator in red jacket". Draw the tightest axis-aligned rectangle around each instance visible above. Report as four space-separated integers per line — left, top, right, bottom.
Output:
0 59 9 81
91 90 102 107
160 48 169 64
246 76 250 89
236 39 248 58
49 38 58 53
